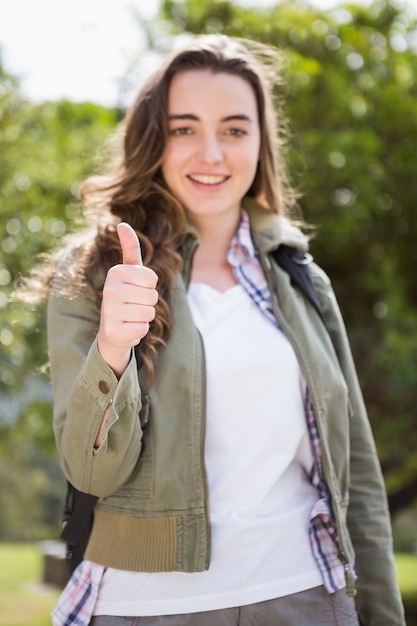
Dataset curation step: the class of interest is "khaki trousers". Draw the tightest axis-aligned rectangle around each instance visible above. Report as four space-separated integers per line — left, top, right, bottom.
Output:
89 585 359 625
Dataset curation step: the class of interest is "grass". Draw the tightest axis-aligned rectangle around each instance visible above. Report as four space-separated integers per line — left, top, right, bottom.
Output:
395 554 417 626
396 553 417 597
0 543 417 625
0 543 60 626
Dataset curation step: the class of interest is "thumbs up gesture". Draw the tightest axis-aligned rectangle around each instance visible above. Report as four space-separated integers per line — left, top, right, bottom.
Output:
97 222 159 376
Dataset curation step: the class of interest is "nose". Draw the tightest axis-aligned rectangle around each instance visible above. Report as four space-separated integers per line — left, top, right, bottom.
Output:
197 132 224 164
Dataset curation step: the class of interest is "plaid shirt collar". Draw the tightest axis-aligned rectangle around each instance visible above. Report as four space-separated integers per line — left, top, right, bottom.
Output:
228 209 257 261
227 210 277 327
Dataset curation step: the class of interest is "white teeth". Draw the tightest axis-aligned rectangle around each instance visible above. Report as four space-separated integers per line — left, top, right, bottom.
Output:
189 174 227 185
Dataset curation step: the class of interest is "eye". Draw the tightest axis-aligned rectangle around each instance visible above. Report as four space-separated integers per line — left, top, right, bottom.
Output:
170 127 192 136
226 128 247 137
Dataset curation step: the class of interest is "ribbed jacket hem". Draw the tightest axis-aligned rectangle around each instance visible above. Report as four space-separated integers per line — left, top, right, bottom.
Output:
84 508 209 572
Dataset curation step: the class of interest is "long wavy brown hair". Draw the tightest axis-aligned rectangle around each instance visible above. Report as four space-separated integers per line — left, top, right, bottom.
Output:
21 34 297 384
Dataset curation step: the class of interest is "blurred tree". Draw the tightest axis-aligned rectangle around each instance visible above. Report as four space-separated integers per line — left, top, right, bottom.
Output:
0 60 118 538
160 0 417 514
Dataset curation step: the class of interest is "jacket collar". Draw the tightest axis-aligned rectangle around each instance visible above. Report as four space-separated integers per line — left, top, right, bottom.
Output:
179 197 309 285
242 197 309 255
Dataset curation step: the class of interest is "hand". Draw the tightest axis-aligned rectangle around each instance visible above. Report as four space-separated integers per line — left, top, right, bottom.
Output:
97 222 159 376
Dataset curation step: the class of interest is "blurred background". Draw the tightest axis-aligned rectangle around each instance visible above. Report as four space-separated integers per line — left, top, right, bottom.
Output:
1 0 417 623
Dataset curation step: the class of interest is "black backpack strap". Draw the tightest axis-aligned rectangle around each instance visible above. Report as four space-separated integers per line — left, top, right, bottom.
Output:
271 244 325 325
60 482 98 574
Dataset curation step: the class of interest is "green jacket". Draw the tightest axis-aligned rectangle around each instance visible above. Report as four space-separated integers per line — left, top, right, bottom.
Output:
48 198 405 625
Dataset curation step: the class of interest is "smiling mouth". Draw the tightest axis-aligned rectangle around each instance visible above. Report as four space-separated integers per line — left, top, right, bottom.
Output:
188 174 229 185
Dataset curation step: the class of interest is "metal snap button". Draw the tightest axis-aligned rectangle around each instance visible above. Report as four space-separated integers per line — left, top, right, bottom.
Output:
98 380 110 394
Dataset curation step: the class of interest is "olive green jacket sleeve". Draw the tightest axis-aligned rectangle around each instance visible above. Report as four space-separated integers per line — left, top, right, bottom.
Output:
47 281 144 497
311 265 405 626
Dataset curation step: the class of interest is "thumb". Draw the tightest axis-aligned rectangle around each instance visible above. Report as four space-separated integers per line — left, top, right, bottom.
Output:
117 222 143 266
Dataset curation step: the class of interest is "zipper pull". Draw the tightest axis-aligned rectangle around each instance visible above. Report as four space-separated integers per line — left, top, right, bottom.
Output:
338 552 357 597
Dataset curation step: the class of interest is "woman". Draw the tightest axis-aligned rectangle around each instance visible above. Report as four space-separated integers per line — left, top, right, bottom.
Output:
28 35 403 625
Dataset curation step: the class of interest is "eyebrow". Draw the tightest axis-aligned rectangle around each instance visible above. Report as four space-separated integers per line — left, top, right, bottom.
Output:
167 113 253 123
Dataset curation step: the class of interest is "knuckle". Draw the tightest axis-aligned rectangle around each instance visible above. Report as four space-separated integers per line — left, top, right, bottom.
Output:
106 264 122 280
142 305 156 322
143 267 158 287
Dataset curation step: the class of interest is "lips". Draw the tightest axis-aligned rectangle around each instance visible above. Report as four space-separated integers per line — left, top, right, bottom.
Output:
187 174 229 185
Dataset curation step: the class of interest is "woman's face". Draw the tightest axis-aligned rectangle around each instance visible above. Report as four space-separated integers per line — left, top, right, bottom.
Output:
162 69 261 229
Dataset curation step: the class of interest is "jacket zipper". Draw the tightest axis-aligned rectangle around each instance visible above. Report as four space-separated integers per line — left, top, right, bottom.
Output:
338 551 357 597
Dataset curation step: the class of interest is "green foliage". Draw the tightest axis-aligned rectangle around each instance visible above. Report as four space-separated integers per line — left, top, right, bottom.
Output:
0 67 116 391
1 81 117 394
0 62 117 538
0 447 65 541
159 0 417 506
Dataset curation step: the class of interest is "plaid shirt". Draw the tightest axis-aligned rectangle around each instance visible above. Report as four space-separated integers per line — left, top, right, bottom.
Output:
52 211 348 626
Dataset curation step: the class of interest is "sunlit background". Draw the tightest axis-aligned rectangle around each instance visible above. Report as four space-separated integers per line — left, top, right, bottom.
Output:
1 0 417 623
1 0 415 105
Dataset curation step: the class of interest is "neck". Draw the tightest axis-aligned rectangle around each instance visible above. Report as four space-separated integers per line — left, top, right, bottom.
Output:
189 209 240 259
188 209 241 291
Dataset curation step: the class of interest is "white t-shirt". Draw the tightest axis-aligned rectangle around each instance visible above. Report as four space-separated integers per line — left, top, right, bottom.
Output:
94 283 322 616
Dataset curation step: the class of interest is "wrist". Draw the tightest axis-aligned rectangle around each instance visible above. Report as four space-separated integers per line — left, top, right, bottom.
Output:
97 334 133 379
